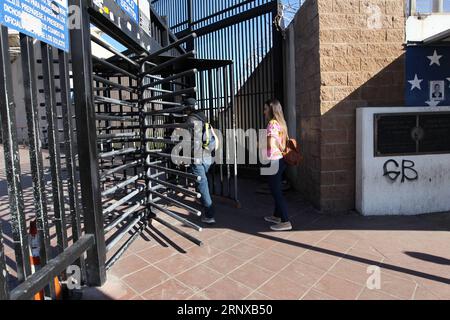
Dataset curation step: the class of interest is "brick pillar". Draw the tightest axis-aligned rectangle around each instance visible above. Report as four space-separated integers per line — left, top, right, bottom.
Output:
293 0 322 205
293 0 406 212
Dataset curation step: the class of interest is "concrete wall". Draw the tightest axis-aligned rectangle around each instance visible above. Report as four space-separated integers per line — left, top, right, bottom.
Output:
406 14 450 42
10 42 48 146
356 107 450 216
11 55 29 144
286 0 406 212
10 33 110 147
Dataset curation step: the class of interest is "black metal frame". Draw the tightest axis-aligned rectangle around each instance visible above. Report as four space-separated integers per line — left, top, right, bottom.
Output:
0 0 243 300
0 228 8 299
153 0 285 169
70 0 107 287
0 26 31 286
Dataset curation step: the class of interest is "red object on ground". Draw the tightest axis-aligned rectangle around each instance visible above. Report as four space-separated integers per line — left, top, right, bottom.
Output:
29 220 62 300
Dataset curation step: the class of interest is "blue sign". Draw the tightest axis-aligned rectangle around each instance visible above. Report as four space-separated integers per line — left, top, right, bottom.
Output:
116 0 139 24
0 0 69 52
406 46 450 107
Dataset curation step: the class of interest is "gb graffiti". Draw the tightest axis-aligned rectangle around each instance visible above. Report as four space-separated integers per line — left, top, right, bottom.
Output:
383 159 419 183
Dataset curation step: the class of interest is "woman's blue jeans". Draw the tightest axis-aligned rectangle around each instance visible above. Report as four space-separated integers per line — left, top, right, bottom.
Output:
268 158 289 223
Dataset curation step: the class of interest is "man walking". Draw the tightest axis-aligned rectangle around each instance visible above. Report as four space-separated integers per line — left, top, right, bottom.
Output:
183 98 217 225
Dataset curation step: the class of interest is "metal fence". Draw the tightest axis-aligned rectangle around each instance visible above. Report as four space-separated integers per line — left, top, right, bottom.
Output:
0 22 93 299
0 0 237 300
152 0 284 167
408 0 449 15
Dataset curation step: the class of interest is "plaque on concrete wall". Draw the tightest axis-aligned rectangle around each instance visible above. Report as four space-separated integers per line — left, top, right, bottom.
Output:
375 113 450 156
375 115 417 156
419 114 450 153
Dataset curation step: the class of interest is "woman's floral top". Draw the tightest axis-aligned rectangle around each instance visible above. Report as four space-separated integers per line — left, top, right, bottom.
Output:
267 120 284 161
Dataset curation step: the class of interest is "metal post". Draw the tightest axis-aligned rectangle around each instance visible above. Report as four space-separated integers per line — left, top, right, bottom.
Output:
409 0 417 15
432 0 444 13
41 43 68 253
186 0 194 51
69 0 106 286
272 0 285 106
186 0 196 89
230 64 239 204
59 49 87 281
20 34 55 296
0 223 9 300
161 16 170 47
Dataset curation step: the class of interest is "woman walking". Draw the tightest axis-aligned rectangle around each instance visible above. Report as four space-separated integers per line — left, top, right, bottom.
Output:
263 99 292 231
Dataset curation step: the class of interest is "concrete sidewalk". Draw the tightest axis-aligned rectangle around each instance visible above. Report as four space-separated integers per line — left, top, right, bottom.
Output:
1 146 448 300
83 178 450 300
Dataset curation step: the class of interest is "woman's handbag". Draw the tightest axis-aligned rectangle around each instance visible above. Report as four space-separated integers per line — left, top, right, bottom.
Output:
282 136 303 166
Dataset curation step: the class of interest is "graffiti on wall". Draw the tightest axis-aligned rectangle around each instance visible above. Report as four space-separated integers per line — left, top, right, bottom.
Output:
383 159 419 183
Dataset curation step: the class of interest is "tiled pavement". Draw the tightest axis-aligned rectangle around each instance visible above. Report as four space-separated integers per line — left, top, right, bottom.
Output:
1 146 449 300
82 178 450 301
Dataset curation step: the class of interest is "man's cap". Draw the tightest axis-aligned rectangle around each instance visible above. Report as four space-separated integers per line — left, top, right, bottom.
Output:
183 98 197 108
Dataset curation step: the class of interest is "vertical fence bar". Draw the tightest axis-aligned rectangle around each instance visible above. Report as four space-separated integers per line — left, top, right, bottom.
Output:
0 26 32 283
230 65 239 203
409 0 417 15
139 65 148 222
41 43 68 253
0 222 9 300
59 49 87 281
272 3 284 105
69 0 106 286
186 0 195 86
20 34 53 280
432 0 443 12
222 66 229 196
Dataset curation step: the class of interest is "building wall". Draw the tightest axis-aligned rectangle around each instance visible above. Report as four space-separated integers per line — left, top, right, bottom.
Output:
290 0 322 206
287 0 406 212
356 106 450 216
9 34 111 147
10 42 48 146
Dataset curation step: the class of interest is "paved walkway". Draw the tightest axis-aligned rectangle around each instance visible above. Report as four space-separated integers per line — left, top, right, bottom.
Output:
83 178 450 300
1 146 449 300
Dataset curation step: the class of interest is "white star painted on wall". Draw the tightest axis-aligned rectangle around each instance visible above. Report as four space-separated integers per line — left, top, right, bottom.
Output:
408 74 423 90
425 100 441 107
427 50 443 66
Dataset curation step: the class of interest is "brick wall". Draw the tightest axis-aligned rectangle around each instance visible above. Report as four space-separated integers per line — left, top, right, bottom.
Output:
293 0 322 205
291 0 406 212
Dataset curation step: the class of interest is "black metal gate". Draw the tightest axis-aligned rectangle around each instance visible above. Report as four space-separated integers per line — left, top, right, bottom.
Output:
0 0 237 300
152 0 285 166
0 20 95 299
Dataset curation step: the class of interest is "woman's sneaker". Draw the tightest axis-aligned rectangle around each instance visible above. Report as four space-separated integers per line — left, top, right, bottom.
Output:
264 216 282 224
270 222 293 231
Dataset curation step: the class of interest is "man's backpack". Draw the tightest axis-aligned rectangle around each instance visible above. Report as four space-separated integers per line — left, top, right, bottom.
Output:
282 137 303 166
202 122 217 152
191 113 217 152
